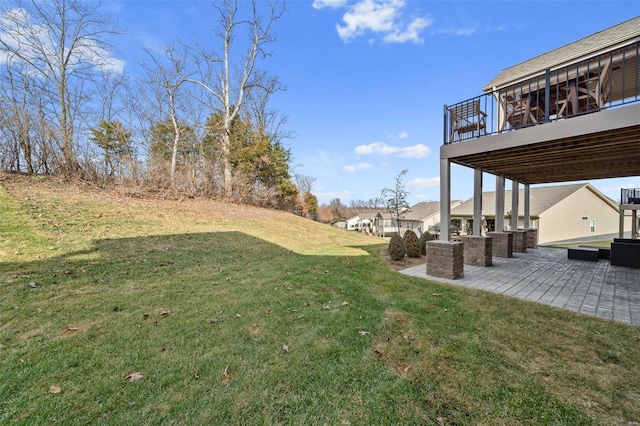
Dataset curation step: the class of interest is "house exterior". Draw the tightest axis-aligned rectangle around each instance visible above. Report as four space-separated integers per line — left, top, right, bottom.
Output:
451 183 632 244
439 16 640 244
346 215 362 231
365 201 462 237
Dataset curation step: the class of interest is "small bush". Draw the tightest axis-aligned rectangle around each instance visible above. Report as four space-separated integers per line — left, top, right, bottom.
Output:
388 233 406 261
403 230 421 258
419 231 433 255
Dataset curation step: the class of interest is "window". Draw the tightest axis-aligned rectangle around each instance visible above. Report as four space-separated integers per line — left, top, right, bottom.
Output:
590 219 596 233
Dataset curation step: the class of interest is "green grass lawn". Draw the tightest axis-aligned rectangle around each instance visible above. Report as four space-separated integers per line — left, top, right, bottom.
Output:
1 174 639 425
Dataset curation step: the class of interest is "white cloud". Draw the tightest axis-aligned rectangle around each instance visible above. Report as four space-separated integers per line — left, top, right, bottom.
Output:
355 142 430 158
312 0 348 10
414 194 427 201
398 132 409 139
337 0 398 41
432 27 476 36
407 177 439 188
355 142 399 155
399 144 430 158
383 16 432 44
329 0 430 44
344 162 373 172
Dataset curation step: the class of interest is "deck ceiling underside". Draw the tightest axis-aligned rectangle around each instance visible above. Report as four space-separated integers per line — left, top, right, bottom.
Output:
451 125 640 184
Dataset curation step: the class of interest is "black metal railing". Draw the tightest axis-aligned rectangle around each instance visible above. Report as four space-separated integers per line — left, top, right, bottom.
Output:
444 40 640 145
621 188 640 204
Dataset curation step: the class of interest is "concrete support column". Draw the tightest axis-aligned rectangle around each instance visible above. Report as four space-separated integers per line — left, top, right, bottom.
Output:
440 158 451 242
511 180 519 230
473 168 483 236
620 207 625 239
495 175 505 232
523 184 531 229
633 210 638 239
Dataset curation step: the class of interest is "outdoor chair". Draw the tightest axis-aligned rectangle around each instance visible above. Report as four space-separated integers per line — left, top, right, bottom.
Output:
448 100 487 142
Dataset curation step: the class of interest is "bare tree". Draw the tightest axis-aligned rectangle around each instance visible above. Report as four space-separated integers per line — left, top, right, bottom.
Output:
294 173 316 196
186 0 285 196
0 0 123 174
141 44 194 187
382 169 411 234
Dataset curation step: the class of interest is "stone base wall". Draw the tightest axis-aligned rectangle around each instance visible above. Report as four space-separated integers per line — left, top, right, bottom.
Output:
523 228 538 249
511 230 528 253
426 240 464 280
487 232 513 258
460 235 492 266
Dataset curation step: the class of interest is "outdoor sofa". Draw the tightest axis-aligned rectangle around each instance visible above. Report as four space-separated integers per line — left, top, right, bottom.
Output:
610 238 640 268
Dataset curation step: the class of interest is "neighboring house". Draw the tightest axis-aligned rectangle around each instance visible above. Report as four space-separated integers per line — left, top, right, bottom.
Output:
331 219 347 229
346 215 361 231
370 201 463 237
450 183 632 244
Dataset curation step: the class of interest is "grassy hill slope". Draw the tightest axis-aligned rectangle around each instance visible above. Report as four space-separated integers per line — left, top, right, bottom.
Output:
1 173 639 425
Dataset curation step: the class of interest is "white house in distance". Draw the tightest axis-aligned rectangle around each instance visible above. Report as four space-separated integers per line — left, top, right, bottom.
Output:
450 183 633 245
348 201 462 237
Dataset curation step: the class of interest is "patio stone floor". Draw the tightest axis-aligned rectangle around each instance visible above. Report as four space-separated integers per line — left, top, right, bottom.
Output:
399 247 640 327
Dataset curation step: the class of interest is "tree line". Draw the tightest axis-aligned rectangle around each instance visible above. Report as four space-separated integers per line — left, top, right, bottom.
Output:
0 0 317 215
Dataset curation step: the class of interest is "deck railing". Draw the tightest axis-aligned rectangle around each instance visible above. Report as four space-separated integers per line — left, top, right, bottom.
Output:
444 40 640 145
621 188 640 204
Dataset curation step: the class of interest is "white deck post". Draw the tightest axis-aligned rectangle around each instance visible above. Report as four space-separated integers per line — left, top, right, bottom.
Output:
440 158 451 242
495 175 505 232
620 207 625 238
523 184 531 229
473 168 483 236
511 180 519 230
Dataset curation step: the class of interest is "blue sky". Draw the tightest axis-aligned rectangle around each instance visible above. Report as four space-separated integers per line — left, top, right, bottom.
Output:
110 0 640 205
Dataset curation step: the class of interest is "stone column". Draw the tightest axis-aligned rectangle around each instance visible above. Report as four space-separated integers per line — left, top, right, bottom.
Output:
511 229 528 253
525 228 538 249
426 240 464 279
461 235 492 266
487 231 513 258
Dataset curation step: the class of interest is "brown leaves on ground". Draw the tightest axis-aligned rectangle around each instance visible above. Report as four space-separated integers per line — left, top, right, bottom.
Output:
221 366 234 384
125 372 144 382
49 385 61 394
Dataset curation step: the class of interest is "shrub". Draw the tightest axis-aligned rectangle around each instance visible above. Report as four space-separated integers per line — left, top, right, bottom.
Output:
403 230 421 258
419 231 433 255
388 233 406 261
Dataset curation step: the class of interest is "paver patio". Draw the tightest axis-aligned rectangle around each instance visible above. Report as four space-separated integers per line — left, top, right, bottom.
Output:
399 247 640 326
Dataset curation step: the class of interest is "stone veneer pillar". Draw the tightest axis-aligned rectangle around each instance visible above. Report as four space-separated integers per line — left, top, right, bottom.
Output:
511 229 528 253
487 231 513 258
523 228 538 249
426 240 464 279
460 235 492 266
